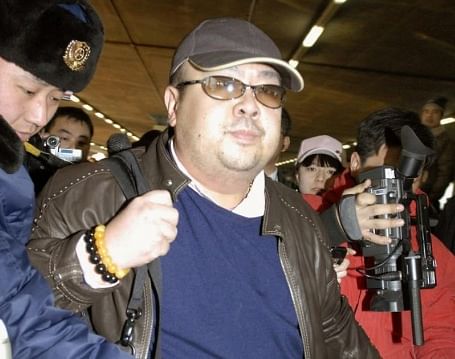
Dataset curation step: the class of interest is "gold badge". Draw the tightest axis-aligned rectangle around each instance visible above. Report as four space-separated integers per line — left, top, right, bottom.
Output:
63 40 91 71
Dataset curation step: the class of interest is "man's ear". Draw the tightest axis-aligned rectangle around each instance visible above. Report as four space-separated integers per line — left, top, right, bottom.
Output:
281 136 290 152
164 85 180 127
350 151 361 175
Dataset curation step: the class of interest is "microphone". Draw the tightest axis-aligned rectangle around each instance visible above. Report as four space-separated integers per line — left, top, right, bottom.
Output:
107 133 132 156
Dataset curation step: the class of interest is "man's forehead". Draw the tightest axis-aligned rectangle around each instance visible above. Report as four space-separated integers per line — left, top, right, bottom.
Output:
11 60 69 94
184 62 281 81
422 103 442 112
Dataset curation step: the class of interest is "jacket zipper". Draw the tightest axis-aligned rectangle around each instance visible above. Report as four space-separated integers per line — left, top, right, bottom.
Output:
279 239 311 358
139 278 153 359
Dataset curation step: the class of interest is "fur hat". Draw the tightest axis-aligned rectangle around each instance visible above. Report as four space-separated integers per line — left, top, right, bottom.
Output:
423 96 448 113
0 0 104 92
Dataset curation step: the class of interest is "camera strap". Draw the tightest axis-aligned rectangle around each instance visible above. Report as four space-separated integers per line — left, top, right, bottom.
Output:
104 148 162 358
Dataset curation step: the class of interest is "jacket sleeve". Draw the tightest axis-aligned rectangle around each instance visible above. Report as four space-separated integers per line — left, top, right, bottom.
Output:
286 203 380 358
27 163 130 312
0 232 132 359
414 235 455 358
424 139 455 203
316 235 380 358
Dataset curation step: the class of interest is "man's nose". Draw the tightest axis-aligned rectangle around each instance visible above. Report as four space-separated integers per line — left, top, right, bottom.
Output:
233 88 260 119
29 96 50 128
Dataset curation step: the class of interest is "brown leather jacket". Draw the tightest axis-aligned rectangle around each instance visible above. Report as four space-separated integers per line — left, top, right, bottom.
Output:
28 130 379 359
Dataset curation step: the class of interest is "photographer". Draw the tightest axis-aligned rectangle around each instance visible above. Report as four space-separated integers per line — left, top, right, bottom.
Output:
0 0 133 358
25 106 92 195
320 107 455 358
42 106 93 161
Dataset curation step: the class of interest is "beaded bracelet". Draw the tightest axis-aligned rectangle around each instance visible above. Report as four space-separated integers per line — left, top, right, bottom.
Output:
84 225 130 284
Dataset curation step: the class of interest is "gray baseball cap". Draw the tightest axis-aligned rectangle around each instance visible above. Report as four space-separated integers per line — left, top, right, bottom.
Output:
170 17 304 91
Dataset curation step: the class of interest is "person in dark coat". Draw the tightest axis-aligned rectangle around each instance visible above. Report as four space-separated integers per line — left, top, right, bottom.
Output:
420 96 455 210
0 1 132 358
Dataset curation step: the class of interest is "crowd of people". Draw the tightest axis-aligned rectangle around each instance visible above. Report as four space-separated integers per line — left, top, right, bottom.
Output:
1 1 454 359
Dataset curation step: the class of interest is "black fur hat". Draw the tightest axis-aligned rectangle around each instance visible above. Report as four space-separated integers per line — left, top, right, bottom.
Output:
423 96 448 113
0 0 104 92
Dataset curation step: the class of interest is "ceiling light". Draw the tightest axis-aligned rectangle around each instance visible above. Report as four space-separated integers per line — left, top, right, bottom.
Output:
82 104 93 111
94 112 105 118
334 0 347 4
104 118 113 124
112 123 121 129
302 25 324 47
441 117 455 125
91 152 106 161
70 95 80 103
342 144 351 149
289 59 299 68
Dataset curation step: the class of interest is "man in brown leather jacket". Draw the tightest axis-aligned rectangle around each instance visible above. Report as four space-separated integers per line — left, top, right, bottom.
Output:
29 18 381 358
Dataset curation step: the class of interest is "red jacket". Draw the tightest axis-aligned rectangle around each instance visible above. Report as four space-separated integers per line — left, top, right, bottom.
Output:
304 169 455 358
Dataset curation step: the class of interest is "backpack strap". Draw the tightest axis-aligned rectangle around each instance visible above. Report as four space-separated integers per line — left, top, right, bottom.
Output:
104 149 162 358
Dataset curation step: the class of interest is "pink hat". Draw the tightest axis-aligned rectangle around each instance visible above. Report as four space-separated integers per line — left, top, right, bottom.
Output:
297 135 342 164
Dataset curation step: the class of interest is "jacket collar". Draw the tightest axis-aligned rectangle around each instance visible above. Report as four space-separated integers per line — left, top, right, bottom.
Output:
140 127 191 200
0 115 24 173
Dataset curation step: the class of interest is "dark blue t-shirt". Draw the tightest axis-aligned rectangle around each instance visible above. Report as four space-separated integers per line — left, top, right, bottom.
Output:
160 187 303 358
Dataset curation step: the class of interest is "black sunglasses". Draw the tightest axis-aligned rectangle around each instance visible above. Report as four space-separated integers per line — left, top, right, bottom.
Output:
176 75 286 109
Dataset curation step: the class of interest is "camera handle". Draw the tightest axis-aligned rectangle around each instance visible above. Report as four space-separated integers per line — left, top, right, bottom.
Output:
404 252 423 345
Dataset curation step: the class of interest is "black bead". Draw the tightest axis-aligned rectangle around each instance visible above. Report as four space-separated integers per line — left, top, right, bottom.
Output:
86 243 97 254
95 263 107 274
84 231 94 244
102 272 118 284
89 253 101 264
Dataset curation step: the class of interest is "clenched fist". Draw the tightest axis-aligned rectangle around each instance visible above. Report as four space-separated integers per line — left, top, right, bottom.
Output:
104 190 179 269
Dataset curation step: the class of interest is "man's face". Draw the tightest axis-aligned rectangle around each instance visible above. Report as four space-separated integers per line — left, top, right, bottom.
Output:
420 103 443 128
166 63 283 182
0 57 65 141
43 116 91 160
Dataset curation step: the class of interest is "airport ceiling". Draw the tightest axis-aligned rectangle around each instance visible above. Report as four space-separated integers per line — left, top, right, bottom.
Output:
76 0 455 159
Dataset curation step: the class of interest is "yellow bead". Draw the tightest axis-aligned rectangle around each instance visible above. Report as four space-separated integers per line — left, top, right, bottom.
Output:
115 268 130 279
106 263 118 274
95 225 106 232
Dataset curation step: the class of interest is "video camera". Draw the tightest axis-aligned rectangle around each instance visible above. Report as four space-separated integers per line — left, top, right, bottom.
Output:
43 135 82 163
357 125 437 345
24 134 82 195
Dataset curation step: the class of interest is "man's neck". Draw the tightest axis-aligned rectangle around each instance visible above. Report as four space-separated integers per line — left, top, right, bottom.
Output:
170 139 258 210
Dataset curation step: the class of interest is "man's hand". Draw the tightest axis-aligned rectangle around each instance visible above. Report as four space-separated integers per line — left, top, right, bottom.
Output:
343 179 404 245
104 190 179 270
333 248 355 284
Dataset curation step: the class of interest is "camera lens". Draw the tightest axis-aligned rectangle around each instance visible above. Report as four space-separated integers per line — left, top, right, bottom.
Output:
45 135 60 149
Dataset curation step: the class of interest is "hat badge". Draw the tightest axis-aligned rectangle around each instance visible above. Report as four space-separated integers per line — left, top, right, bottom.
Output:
63 40 91 71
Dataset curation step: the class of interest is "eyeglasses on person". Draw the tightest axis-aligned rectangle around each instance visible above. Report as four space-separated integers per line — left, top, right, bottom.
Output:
176 75 286 109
